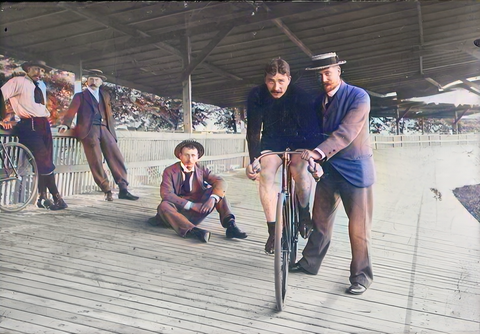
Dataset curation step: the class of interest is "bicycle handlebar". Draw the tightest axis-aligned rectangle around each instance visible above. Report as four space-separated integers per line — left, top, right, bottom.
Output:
251 149 322 182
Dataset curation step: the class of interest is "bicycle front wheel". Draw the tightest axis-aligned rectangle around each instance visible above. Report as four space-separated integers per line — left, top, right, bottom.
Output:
0 142 38 212
274 192 290 311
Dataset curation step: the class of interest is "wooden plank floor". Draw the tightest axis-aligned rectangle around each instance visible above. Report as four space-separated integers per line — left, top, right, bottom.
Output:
1 144 479 334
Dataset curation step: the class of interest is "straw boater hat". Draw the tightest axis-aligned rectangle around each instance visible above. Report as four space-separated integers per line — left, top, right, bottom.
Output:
174 140 205 159
21 60 53 73
84 69 107 81
305 52 346 71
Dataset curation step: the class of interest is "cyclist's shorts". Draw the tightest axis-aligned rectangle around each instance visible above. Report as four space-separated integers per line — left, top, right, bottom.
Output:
261 135 321 153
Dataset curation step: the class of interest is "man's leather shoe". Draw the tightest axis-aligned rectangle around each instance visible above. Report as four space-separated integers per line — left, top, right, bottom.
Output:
289 262 315 275
37 198 54 209
118 190 139 201
147 215 168 228
104 191 113 202
226 223 247 239
187 227 210 243
49 194 68 211
346 283 367 295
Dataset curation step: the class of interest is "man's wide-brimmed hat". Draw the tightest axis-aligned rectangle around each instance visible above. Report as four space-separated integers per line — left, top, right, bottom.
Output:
84 69 107 81
21 60 53 73
174 140 205 159
305 52 346 71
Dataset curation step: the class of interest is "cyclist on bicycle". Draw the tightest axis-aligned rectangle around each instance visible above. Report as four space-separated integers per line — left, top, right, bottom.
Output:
245 57 321 254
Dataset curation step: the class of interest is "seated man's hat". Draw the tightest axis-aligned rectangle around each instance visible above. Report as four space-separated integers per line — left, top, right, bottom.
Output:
21 60 53 73
174 140 205 159
84 69 107 81
305 52 346 71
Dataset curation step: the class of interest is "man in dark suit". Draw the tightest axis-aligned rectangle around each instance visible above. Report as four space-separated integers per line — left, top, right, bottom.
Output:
59 69 138 201
290 53 376 296
147 140 247 243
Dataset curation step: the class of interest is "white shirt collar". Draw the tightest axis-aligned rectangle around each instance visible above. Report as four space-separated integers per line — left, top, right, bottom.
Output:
180 162 195 173
327 81 342 98
87 87 100 101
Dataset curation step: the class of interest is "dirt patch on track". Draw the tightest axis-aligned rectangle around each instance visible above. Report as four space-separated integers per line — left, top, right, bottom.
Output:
453 183 480 223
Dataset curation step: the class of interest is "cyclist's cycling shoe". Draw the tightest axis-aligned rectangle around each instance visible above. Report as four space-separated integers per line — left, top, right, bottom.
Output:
265 222 275 254
298 205 313 239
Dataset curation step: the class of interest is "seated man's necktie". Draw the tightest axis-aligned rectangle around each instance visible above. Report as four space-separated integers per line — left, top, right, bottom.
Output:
34 81 45 105
182 171 193 193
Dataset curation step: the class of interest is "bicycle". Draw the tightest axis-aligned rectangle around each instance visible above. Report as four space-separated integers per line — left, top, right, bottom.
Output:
252 149 321 311
0 136 39 212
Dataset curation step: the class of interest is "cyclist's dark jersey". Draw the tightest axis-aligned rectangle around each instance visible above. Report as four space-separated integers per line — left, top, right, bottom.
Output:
246 83 321 162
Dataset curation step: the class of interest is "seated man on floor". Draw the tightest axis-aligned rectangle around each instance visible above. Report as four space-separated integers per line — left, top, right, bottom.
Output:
147 140 247 243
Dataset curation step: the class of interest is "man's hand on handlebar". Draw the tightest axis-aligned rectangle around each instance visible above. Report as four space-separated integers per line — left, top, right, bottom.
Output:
246 159 261 181
300 149 321 162
301 149 324 182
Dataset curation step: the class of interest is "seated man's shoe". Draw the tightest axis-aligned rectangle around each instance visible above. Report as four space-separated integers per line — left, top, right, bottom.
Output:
147 214 168 227
265 222 275 254
49 194 68 211
104 191 113 202
298 204 313 239
187 227 210 243
346 283 367 295
289 262 315 275
118 190 139 201
226 222 247 239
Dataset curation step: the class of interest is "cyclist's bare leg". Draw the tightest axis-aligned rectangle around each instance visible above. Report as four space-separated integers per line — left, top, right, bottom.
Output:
290 155 314 237
290 155 312 207
258 154 282 221
258 154 282 253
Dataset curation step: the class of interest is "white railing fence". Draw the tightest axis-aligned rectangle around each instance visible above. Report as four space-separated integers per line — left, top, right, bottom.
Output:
370 133 479 149
1 130 478 197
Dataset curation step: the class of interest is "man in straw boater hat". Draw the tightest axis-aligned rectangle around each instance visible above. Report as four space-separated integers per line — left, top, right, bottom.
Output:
1 60 68 210
290 52 376 296
147 140 247 243
59 69 138 202
245 57 322 254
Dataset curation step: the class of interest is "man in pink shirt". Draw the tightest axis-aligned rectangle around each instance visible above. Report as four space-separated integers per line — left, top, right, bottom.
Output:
1 60 67 210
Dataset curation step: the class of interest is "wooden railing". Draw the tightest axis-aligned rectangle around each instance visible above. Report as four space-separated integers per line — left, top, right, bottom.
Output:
1 129 478 197
370 133 479 149
1 129 249 196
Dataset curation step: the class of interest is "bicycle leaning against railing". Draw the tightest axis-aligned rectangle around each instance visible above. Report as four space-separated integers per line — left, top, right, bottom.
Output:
0 122 39 212
250 148 322 311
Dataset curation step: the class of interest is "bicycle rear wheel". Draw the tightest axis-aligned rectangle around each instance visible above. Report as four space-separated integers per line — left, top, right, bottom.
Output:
0 142 38 212
274 192 290 311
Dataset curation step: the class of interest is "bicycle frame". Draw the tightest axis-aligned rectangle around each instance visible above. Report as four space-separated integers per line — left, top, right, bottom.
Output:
254 149 303 311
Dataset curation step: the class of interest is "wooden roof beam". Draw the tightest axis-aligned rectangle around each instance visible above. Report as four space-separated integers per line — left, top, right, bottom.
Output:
180 24 234 81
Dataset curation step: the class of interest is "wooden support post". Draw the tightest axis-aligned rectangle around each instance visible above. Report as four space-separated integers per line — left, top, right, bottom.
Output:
182 77 192 134
454 111 459 134
181 33 192 134
395 107 400 135
74 60 83 93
